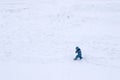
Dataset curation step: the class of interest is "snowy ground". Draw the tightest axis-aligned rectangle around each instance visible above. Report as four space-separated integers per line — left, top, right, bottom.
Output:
0 0 120 80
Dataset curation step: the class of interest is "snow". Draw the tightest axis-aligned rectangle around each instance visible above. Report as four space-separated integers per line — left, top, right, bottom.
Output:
0 0 120 80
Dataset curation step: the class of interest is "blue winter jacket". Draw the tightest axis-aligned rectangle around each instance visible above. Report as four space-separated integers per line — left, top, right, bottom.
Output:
75 48 82 55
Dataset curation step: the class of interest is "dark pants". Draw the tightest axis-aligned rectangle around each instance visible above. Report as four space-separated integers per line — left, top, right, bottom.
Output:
74 55 82 60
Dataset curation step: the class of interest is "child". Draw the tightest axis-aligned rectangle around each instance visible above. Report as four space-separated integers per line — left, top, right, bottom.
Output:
74 46 83 60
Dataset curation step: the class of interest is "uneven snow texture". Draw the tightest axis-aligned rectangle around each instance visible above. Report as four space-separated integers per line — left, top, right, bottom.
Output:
0 0 120 80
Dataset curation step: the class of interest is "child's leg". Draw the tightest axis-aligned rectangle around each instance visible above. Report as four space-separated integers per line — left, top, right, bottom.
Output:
79 54 82 60
80 56 83 59
74 55 79 60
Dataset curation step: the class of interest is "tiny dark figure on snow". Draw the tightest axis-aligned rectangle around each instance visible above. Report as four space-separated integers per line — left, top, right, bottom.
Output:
74 46 83 60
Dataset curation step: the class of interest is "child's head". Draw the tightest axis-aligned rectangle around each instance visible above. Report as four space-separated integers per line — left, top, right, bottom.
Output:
76 46 79 50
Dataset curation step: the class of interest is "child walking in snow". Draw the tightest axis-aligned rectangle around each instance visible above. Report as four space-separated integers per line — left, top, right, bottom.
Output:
74 46 83 60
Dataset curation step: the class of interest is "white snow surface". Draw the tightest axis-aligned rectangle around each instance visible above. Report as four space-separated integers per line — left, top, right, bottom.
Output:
0 0 120 80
